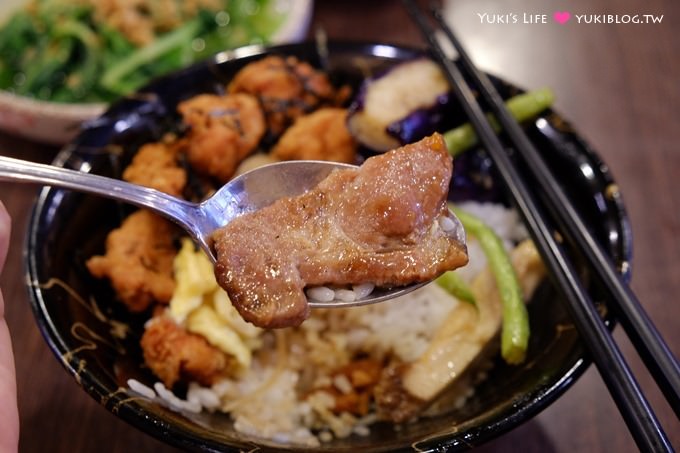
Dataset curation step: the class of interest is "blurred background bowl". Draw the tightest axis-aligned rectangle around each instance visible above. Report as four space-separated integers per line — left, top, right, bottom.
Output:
0 0 313 146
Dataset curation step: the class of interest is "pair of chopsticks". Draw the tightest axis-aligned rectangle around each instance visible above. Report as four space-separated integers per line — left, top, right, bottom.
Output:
403 1 679 451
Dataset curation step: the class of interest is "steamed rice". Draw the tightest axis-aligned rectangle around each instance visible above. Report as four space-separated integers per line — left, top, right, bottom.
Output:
127 201 527 446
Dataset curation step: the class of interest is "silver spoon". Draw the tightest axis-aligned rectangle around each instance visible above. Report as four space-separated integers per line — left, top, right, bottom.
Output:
0 155 465 308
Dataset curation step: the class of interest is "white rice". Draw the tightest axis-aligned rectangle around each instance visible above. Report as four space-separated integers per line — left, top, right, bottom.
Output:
306 283 376 304
438 215 459 233
454 201 528 283
128 201 526 446
154 382 202 413
333 374 354 395
456 201 528 246
306 286 336 302
127 378 156 399
187 382 221 411
333 289 357 302
352 283 375 299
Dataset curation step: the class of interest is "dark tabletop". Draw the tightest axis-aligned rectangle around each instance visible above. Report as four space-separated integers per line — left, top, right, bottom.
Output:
1 0 679 451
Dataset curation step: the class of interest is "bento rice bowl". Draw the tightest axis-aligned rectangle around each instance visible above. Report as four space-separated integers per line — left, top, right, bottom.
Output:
127 201 528 447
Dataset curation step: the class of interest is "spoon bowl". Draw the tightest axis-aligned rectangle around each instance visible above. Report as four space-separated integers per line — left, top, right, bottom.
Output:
0 155 464 307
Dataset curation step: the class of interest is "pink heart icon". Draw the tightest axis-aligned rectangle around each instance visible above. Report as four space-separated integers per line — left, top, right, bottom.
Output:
553 11 571 24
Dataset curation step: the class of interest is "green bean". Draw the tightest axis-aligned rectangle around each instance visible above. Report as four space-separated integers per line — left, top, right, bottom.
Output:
436 270 477 306
451 204 529 365
443 88 555 156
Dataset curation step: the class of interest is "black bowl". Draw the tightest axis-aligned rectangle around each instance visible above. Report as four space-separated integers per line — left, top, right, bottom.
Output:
24 41 632 452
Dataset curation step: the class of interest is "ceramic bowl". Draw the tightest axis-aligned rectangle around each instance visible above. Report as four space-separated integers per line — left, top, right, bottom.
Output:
24 41 632 451
0 0 313 145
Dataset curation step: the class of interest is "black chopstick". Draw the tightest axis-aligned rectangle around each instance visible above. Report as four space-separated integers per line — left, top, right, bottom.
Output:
428 7 680 422
428 0 680 422
403 1 674 451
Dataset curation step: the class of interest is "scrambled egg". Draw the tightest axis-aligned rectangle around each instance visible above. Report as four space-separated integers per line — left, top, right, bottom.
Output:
170 238 262 368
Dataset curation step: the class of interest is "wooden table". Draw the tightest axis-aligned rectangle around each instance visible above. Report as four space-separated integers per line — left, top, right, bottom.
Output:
1 0 678 451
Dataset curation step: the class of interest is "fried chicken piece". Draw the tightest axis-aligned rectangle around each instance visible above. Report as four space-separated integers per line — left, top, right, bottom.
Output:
86 210 177 312
122 141 187 197
212 134 468 329
271 108 357 164
141 316 232 388
227 55 345 136
178 93 266 182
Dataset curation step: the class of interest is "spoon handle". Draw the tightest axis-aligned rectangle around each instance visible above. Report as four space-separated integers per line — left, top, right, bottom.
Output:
0 155 196 232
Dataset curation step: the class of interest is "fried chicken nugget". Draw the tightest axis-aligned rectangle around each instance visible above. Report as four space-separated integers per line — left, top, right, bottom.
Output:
178 93 266 183
271 108 357 163
122 141 187 197
141 316 232 388
227 55 346 136
86 210 177 312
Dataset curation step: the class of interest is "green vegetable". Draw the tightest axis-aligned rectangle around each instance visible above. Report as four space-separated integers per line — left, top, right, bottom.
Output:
101 18 203 94
52 20 101 100
443 88 555 156
436 270 476 306
0 0 284 103
16 38 74 98
0 11 38 77
451 204 530 365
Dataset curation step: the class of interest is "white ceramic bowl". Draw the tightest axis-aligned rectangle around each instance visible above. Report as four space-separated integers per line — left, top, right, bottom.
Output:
0 0 313 145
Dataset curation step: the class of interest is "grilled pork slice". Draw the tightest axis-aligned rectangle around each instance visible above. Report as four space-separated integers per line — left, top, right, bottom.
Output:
374 240 546 422
212 134 468 329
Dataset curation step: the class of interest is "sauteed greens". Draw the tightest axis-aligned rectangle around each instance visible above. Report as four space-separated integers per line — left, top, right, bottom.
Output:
0 0 283 103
